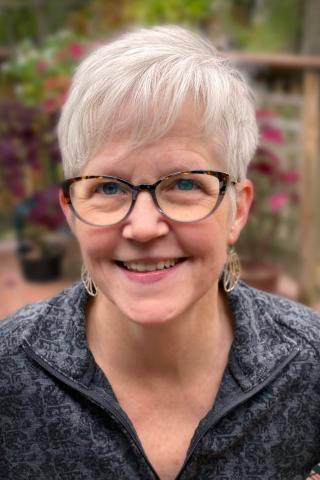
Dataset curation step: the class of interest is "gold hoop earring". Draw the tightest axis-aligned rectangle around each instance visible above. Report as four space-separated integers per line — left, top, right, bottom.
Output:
81 265 97 297
223 248 241 292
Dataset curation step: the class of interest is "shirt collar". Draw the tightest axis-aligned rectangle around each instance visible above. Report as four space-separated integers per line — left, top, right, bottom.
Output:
23 283 95 386
227 281 299 391
22 281 299 390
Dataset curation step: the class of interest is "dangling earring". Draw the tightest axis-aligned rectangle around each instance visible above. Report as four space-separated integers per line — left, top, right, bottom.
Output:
81 265 97 297
223 248 241 292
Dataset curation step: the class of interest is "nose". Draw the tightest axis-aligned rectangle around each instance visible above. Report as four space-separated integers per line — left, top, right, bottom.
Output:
121 191 170 242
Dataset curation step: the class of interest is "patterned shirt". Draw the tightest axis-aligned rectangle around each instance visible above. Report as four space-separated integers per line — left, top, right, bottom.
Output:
1 281 320 479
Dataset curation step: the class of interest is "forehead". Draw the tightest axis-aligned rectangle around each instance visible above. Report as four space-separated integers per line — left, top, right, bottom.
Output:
82 104 223 179
83 133 220 180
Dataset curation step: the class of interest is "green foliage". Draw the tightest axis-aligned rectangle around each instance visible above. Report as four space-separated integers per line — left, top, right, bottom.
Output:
0 1 89 46
0 5 36 46
0 0 304 53
126 0 303 52
225 0 303 52
126 0 212 26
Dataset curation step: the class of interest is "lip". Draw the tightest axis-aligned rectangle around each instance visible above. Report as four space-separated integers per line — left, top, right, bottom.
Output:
115 257 187 284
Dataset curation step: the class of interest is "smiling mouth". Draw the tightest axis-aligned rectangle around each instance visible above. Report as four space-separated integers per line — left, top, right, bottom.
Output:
116 258 186 272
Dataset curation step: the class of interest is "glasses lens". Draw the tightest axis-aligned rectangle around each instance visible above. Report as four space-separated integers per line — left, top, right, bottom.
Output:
156 172 222 222
70 177 132 226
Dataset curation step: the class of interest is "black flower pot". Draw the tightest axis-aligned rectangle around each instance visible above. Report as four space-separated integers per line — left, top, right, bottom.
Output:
17 245 64 282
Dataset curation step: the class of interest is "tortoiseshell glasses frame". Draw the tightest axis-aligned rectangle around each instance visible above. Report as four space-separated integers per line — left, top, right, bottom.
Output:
61 170 237 227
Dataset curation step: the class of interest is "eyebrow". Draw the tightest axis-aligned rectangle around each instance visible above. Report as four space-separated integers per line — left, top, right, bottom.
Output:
83 152 210 178
84 163 208 178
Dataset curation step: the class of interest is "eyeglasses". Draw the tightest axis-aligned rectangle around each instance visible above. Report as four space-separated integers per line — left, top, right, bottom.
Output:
61 170 237 227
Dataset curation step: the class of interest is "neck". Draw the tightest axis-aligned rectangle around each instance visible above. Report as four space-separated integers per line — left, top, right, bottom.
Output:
86 286 234 384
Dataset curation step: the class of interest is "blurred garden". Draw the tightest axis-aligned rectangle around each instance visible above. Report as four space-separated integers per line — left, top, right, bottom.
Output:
0 0 320 316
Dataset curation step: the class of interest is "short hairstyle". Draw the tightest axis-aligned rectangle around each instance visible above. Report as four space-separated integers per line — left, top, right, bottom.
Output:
58 25 258 181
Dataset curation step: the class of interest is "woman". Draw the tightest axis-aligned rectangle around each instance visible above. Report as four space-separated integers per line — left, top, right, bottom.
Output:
1 25 320 480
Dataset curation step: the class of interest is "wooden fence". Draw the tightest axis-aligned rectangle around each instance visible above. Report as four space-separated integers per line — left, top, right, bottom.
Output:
225 51 320 304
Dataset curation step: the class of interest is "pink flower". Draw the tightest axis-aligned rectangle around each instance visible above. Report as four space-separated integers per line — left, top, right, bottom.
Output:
251 161 275 175
69 43 85 59
268 192 289 212
36 61 48 73
261 127 284 144
280 170 300 183
43 98 56 113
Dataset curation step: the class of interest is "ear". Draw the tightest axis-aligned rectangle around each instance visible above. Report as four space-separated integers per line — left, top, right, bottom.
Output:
59 189 76 234
227 179 254 245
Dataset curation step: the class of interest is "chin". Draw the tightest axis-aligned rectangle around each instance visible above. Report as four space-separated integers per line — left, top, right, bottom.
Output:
119 301 182 327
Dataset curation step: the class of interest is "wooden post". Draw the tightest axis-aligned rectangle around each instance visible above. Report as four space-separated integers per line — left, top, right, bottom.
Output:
223 52 320 304
299 70 320 304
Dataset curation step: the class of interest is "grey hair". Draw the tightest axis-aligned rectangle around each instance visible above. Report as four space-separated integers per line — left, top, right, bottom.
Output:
58 25 258 183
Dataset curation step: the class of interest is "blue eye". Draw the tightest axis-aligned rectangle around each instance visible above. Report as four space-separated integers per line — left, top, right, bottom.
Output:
176 179 195 190
101 182 122 195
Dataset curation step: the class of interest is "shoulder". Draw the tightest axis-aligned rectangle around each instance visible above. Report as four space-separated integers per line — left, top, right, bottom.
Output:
230 281 320 357
0 282 85 356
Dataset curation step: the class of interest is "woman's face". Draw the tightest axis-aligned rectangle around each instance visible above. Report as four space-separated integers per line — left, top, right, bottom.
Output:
61 106 253 325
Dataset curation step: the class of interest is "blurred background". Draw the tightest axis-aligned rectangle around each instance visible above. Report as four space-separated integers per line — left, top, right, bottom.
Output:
1 0 320 319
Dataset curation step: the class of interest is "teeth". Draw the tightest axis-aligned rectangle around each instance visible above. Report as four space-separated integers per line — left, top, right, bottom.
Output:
122 258 179 272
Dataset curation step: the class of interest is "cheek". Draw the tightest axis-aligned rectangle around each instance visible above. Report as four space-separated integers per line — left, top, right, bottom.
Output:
176 216 229 258
74 224 119 261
